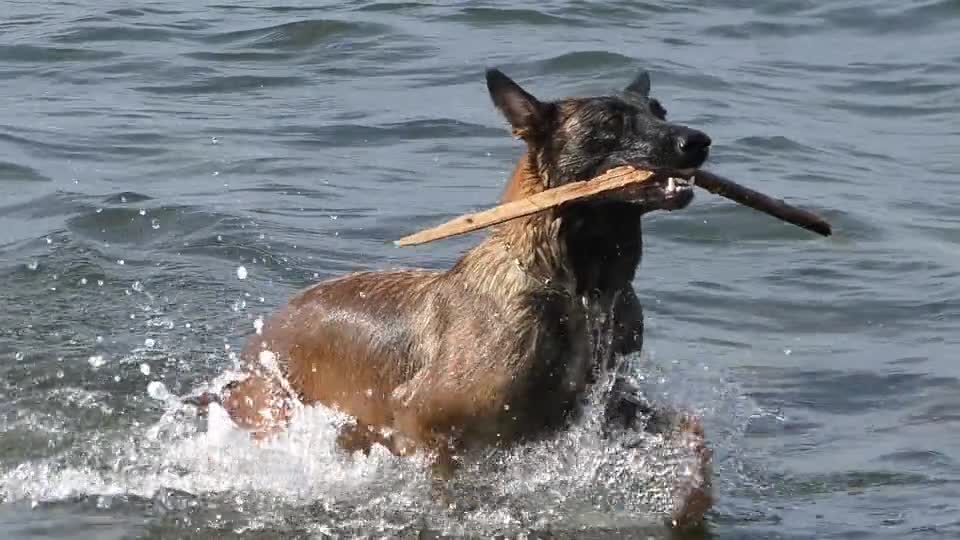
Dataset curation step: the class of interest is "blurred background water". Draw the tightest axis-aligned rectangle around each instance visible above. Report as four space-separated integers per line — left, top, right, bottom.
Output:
0 1 958 538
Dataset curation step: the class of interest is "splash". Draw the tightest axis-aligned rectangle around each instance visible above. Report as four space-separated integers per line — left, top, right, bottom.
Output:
0 279 749 536
0 353 747 537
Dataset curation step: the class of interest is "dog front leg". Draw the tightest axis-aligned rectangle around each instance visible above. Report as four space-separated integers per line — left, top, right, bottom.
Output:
603 378 713 529
611 286 644 357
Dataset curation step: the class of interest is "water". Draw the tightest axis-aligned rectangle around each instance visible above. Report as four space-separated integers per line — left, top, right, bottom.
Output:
1 0 958 538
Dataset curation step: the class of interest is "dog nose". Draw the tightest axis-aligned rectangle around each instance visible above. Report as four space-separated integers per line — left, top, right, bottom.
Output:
676 129 712 156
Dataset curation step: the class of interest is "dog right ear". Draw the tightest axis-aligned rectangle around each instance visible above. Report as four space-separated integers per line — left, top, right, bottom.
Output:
486 69 551 140
624 71 651 98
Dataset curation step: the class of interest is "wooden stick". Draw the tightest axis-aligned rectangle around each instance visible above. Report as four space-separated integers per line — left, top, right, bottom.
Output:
693 170 832 237
394 166 658 246
394 166 833 247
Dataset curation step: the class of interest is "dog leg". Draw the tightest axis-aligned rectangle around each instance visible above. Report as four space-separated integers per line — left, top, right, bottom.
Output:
220 373 293 441
612 286 644 356
388 376 466 481
603 378 713 528
336 421 383 455
335 420 422 461
668 413 714 529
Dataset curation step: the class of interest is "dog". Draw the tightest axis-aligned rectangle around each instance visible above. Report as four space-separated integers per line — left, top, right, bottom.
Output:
192 68 714 526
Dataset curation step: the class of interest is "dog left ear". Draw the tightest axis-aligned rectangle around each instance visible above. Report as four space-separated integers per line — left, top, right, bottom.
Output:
624 71 651 98
486 69 551 140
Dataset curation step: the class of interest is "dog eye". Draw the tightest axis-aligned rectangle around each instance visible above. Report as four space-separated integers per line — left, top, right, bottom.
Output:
649 99 667 119
603 115 624 137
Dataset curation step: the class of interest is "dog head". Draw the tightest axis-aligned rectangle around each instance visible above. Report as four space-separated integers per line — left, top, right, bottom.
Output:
487 69 710 212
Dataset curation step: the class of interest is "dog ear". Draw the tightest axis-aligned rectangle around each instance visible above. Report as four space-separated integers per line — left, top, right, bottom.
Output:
624 71 651 98
486 69 550 140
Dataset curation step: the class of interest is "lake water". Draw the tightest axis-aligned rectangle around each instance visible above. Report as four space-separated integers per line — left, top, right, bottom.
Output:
1 1 958 538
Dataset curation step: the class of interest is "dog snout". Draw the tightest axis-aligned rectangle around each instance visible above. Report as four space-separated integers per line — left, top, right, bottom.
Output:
675 128 712 157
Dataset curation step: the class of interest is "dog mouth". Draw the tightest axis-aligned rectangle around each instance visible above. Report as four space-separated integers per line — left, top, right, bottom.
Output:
628 171 696 211
665 175 694 197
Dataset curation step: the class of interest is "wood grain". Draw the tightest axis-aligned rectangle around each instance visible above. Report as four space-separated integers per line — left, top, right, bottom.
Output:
394 166 833 247
394 166 657 246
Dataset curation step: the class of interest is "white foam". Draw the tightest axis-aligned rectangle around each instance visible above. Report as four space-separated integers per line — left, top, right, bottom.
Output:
1 349 748 536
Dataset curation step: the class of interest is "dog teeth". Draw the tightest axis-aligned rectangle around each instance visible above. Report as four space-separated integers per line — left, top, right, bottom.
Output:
666 176 694 192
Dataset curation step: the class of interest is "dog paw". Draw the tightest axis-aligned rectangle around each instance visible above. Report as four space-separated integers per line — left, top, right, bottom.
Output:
669 414 713 528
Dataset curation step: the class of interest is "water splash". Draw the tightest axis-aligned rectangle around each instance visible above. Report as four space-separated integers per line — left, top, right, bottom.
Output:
0 349 749 537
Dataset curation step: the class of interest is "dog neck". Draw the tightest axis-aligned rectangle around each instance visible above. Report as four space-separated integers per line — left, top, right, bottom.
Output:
450 155 574 296
498 153 544 203
499 153 645 297
452 152 644 300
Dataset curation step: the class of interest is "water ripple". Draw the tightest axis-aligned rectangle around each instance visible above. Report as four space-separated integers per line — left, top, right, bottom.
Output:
201 19 389 49
0 0 958 538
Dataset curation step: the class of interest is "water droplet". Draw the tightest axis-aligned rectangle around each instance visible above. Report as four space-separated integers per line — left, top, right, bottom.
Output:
259 350 277 370
146 382 169 401
80 277 88 285
213 171 220 176
236 266 248 280
140 363 151 376
117 259 125 265
45 237 52 244
88 355 106 369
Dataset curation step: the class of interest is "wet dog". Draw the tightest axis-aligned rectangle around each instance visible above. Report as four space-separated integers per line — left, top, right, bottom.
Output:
193 69 713 526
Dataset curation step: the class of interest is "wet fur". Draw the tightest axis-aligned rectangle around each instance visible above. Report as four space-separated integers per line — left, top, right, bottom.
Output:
203 69 714 526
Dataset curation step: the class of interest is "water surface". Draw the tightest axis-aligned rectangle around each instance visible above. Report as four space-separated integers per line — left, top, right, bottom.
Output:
1 1 959 538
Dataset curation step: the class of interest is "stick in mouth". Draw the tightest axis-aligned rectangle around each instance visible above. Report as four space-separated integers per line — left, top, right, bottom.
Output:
394 166 832 247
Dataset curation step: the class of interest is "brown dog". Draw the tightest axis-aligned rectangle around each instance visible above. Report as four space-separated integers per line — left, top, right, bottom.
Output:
196 69 714 526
